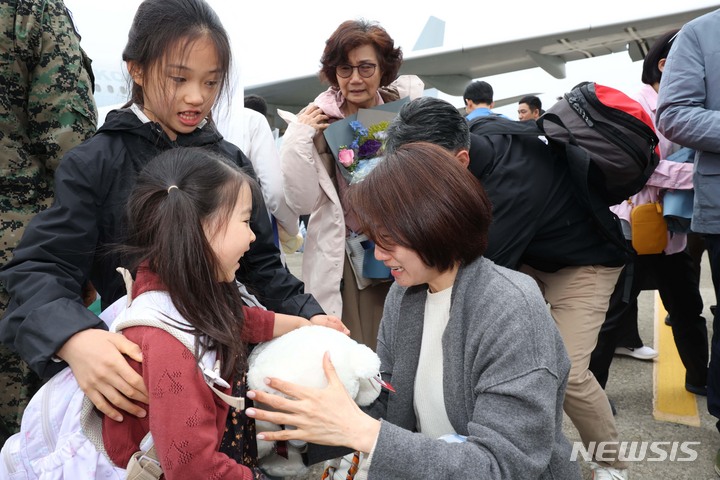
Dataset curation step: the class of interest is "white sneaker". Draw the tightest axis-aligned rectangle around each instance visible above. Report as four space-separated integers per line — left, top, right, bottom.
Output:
589 463 628 479
614 345 658 360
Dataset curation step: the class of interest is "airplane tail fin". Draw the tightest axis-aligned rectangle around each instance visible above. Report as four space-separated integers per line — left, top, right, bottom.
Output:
412 16 445 51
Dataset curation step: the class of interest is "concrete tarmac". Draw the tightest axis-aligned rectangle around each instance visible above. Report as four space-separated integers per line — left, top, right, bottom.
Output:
282 252 719 480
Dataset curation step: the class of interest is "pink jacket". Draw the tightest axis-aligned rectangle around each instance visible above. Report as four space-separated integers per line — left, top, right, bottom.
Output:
610 84 693 254
279 76 423 315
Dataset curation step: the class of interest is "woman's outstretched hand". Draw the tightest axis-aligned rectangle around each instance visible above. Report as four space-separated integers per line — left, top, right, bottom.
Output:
246 352 380 453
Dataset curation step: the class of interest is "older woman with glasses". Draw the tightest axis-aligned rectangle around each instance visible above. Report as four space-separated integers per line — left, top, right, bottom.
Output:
279 19 423 349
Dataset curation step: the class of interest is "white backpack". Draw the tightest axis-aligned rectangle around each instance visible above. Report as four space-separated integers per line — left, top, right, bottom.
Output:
0 269 243 480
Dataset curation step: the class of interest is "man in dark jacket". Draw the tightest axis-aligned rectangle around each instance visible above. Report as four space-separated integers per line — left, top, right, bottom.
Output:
384 97 630 478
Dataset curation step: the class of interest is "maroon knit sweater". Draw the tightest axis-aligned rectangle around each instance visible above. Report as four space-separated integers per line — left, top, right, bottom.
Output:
102 268 274 479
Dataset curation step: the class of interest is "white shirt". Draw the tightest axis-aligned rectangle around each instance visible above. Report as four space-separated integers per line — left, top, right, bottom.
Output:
216 107 299 236
413 286 456 438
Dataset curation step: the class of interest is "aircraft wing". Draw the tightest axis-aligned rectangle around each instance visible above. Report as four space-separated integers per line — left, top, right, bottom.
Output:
244 75 324 114
246 5 717 110
403 5 717 96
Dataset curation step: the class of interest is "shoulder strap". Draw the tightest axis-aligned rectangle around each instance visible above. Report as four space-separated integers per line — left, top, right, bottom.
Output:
536 112 582 147
537 126 633 257
115 315 246 410
113 268 245 410
468 115 544 137
126 444 163 480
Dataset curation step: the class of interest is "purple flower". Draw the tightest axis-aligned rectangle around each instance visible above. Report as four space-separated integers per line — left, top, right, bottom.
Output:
358 139 382 158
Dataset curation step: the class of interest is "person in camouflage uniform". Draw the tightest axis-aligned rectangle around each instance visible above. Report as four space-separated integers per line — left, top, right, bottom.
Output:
0 0 96 444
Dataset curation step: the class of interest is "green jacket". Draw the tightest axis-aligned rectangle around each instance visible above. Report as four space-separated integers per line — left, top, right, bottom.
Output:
0 0 97 311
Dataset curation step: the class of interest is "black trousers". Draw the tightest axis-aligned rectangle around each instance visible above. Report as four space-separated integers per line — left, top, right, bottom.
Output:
704 235 720 431
590 243 708 389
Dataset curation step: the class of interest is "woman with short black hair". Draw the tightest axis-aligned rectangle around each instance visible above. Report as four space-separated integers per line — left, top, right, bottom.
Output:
249 142 580 479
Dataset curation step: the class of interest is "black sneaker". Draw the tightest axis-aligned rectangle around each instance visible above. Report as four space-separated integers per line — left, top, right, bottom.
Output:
685 383 707 396
665 314 672 326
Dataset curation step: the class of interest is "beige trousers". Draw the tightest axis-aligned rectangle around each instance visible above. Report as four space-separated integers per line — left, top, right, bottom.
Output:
521 264 627 470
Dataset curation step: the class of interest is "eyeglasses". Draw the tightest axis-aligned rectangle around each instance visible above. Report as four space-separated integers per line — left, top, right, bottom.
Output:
336 63 377 78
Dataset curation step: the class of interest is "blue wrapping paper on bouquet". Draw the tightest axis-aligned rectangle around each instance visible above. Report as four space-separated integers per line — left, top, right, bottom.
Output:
323 98 408 184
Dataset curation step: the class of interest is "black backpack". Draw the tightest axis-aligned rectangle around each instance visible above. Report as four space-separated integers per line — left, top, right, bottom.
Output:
468 114 630 255
538 82 660 206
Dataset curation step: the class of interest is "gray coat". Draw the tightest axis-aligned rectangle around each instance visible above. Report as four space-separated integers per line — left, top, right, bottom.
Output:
365 257 580 479
656 8 720 234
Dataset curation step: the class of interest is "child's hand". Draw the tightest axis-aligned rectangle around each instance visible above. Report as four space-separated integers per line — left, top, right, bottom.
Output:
310 314 350 335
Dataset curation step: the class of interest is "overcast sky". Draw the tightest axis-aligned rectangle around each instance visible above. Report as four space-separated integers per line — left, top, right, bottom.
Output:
66 0 719 117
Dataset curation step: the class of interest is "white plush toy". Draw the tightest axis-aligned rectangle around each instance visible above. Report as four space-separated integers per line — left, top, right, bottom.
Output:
247 325 383 477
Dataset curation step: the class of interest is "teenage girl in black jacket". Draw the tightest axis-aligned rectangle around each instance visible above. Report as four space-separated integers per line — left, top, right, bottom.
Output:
0 0 329 424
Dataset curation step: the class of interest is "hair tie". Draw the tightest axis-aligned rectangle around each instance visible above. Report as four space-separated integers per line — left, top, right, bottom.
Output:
167 185 179 193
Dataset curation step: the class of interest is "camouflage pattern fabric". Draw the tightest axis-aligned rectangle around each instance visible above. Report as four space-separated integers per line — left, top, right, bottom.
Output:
0 0 97 445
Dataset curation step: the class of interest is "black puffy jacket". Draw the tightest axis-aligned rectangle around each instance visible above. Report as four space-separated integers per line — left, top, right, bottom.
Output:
468 116 626 272
0 108 323 378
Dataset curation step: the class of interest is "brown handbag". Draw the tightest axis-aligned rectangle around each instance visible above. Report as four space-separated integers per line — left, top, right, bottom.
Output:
630 202 668 255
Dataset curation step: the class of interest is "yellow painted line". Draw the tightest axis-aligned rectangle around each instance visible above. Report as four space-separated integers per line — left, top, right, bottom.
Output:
652 291 701 427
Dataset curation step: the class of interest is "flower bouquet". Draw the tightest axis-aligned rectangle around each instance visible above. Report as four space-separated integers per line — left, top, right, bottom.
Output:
337 119 388 184
324 98 408 184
